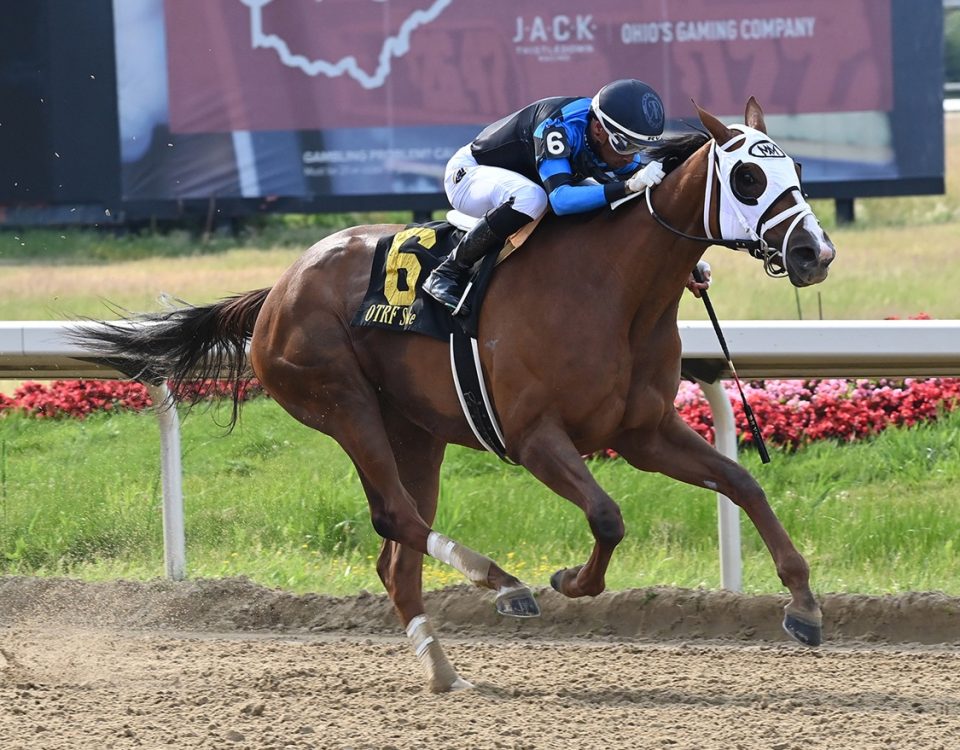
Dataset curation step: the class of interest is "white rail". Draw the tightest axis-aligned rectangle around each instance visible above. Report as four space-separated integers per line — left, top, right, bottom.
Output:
4 320 960 588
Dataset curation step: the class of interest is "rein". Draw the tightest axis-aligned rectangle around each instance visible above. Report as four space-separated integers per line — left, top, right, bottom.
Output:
644 186 759 253
644 130 815 279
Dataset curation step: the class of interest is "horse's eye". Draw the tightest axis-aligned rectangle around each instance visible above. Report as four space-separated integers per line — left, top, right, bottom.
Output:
730 162 766 205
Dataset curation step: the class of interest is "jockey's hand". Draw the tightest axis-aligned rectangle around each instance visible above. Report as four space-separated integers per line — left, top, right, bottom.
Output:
686 260 712 298
625 160 666 194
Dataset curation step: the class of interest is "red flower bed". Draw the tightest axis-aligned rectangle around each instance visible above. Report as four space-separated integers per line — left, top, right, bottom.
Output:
674 377 960 451
0 379 263 419
2 376 959 453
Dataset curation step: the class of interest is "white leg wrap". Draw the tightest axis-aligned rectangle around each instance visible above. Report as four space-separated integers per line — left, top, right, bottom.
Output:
427 531 493 586
406 614 436 658
405 614 473 692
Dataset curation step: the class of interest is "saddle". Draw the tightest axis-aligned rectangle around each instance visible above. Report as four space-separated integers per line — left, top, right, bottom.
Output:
351 212 540 341
445 209 540 262
352 212 541 462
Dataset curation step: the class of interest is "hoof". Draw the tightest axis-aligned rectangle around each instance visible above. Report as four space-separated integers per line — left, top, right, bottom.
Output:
783 612 822 647
430 676 475 693
495 585 540 618
549 569 564 593
549 565 583 596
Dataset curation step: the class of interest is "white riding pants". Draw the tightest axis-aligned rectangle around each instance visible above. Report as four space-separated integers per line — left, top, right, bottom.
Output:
444 145 549 221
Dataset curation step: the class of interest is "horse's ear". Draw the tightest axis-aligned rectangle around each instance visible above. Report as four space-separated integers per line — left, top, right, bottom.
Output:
744 96 767 133
695 100 734 145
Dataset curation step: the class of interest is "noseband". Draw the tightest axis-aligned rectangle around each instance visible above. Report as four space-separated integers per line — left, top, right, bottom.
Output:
645 125 817 278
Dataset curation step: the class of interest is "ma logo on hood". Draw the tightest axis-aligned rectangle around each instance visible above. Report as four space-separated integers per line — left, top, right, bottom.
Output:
748 141 786 158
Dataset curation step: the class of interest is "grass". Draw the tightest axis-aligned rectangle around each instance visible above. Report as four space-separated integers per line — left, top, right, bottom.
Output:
2 398 960 596
0 210 423 320
0 116 959 597
4 212 959 322
1 118 958 321
0 248 303 321
0 211 421 263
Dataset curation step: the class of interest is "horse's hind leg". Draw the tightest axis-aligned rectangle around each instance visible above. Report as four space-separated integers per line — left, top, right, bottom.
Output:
341 406 539 618
374 407 471 692
613 414 822 646
264 351 539 655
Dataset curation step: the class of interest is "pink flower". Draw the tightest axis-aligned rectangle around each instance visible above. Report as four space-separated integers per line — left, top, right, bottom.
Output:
1 379 264 419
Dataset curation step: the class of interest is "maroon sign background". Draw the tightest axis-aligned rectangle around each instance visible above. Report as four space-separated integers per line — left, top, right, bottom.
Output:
164 0 893 134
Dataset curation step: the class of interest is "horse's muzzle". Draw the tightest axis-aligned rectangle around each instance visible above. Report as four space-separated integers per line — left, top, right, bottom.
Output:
787 238 835 287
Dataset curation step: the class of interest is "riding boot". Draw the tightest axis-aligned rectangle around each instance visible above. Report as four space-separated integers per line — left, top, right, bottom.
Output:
423 202 533 315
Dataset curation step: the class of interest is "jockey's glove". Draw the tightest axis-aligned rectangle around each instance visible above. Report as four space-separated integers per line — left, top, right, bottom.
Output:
696 259 712 285
625 160 666 194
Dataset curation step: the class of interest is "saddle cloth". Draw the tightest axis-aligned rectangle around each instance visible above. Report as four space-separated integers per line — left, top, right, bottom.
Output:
351 217 537 461
351 214 540 340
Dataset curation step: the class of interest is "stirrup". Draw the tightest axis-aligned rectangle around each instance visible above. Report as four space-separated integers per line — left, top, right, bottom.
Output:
450 282 473 317
423 273 470 315
423 257 473 315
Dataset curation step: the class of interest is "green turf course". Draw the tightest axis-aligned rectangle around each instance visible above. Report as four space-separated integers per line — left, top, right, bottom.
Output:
2 397 958 596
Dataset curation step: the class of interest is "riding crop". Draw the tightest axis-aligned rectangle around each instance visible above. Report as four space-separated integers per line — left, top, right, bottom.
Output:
692 264 771 464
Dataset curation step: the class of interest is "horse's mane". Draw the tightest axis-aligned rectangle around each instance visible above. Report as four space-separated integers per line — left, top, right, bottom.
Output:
646 132 710 176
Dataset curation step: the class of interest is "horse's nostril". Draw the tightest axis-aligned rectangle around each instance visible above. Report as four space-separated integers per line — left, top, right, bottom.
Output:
792 245 817 266
819 243 836 266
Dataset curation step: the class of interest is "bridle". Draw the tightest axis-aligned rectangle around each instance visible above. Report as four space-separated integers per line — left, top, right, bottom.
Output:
644 125 818 278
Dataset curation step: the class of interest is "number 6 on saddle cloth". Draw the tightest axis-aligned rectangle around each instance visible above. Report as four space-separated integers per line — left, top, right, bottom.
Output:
352 214 536 460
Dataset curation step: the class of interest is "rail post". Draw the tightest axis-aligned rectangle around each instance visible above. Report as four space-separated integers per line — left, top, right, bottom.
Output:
147 383 187 581
698 379 743 592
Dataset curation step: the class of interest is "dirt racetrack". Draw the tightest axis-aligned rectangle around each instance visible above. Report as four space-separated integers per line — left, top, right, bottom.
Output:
2 577 959 749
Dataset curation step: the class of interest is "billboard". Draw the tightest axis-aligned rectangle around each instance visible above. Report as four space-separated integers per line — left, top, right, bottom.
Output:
111 0 943 209
1 0 941 223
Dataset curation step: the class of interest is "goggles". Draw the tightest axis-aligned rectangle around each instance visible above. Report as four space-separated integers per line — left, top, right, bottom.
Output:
604 126 646 155
591 94 662 156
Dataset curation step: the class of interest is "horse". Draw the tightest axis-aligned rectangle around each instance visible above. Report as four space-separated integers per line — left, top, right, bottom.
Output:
74 97 835 692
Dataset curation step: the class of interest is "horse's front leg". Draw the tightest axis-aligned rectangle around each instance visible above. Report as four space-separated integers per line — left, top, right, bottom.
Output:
515 426 625 598
612 413 822 646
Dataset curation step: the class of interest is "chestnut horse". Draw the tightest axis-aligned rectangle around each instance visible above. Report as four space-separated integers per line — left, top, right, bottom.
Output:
75 98 835 692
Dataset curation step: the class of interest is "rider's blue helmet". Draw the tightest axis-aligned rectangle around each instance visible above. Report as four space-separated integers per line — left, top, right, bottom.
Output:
591 79 665 155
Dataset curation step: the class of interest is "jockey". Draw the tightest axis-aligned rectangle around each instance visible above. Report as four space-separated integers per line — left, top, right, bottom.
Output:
422 78 670 315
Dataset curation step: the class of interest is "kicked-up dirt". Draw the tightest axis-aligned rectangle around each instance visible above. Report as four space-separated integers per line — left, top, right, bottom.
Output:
1 576 958 749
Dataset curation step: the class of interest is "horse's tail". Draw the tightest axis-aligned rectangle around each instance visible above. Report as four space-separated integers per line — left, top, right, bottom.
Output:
70 288 272 429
